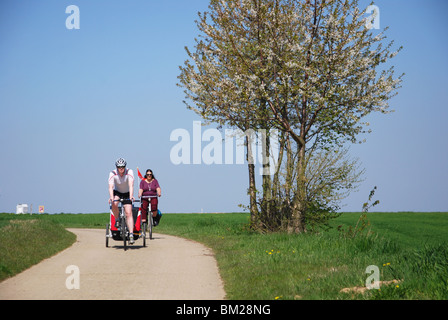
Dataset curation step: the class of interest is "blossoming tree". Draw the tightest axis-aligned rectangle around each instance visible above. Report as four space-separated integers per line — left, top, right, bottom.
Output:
178 0 403 233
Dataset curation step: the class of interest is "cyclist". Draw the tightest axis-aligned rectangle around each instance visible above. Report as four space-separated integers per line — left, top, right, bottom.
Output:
138 169 161 225
108 158 136 244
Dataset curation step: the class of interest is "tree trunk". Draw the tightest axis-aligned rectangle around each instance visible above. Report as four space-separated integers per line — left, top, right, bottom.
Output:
289 140 307 233
247 134 258 226
261 129 272 225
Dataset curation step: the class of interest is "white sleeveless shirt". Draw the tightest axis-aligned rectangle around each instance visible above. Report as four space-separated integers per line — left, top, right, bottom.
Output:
108 169 134 193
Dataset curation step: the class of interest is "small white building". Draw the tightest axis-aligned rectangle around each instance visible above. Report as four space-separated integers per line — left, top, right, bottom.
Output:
16 204 29 214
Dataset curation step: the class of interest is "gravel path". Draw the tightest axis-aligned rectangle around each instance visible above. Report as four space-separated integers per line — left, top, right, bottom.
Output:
0 228 226 300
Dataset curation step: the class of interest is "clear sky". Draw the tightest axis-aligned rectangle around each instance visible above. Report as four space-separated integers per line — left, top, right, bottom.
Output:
0 0 447 214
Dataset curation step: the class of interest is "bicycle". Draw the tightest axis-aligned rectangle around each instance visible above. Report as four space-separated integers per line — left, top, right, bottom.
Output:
106 198 143 250
141 195 159 241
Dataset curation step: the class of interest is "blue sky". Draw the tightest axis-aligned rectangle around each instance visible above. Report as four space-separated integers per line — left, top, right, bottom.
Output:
0 0 447 214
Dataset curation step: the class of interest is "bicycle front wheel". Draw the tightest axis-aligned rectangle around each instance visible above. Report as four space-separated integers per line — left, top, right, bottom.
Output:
121 214 127 251
142 222 147 247
149 214 153 240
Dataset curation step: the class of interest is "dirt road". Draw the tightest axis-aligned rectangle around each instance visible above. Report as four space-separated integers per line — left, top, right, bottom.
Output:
0 229 226 300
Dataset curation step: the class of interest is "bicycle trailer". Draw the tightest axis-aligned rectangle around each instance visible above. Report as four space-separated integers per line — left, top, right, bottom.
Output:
109 205 142 241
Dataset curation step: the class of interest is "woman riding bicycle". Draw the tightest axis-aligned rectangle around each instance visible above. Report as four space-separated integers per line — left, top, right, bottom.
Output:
138 169 161 225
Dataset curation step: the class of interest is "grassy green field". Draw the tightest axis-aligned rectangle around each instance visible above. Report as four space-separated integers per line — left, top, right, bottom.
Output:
0 215 76 281
156 212 448 300
0 211 447 299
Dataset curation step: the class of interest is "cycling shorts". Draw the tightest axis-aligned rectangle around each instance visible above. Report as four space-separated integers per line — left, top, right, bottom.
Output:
113 190 132 205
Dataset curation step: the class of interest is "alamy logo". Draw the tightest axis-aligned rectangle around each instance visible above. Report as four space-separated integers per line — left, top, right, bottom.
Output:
65 265 80 290
365 5 380 30
365 265 380 290
170 121 280 176
66 5 80 30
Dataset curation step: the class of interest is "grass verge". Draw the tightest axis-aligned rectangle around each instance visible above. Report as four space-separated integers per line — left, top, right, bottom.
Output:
0 215 76 282
155 212 448 300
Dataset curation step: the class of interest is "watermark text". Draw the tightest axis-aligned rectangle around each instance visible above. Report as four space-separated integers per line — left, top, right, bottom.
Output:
170 121 280 176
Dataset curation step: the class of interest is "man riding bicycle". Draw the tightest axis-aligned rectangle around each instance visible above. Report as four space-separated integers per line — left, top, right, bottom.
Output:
108 158 135 244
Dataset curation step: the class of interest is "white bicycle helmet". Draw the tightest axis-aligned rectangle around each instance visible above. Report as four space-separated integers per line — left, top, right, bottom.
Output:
115 158 127 167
